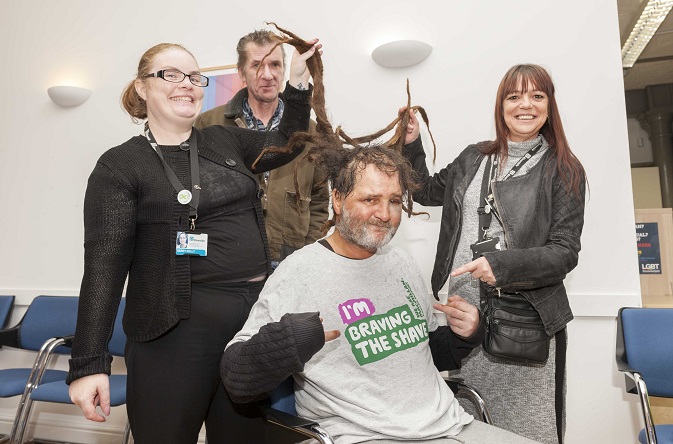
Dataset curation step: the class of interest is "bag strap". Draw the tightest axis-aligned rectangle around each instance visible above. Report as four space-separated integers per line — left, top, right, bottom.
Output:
477 156 494 306
477 156 494 242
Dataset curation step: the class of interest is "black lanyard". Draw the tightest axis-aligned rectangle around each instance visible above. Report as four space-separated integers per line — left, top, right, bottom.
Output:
498 139 543 181
144 126 201 231
478 140 543 241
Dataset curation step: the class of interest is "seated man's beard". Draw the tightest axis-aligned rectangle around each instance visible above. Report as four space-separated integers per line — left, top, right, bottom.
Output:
336 208 398 252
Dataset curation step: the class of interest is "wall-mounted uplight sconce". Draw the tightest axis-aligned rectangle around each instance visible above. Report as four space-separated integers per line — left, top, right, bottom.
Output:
47 85 93 107
371 40 433 68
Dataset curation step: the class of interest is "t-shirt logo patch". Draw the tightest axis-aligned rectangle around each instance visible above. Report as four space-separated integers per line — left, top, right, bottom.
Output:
339 279 428 366
338 298 375 324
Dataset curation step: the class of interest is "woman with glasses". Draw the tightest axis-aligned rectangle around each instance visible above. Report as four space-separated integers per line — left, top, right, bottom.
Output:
66 41 320 443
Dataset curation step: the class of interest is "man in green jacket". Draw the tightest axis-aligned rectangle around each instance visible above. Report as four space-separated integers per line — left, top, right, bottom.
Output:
195 30 329 268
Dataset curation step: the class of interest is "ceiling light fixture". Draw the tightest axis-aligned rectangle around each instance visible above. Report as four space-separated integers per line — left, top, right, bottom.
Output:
621 0 673 68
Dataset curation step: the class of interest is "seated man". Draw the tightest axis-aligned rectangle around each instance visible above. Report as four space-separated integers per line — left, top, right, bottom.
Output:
221 145 539 444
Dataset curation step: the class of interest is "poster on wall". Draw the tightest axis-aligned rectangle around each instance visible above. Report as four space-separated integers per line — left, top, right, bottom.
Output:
636 222 662 274
201 65 244 112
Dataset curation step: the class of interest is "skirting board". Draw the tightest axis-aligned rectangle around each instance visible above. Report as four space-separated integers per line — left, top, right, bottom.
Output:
0 409 207 444
0 409 125 444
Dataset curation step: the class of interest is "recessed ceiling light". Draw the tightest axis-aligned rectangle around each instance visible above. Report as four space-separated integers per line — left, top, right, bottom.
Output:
621 0 673 68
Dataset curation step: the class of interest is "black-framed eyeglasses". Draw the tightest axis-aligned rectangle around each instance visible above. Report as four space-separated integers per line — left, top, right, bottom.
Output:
144 69 209 87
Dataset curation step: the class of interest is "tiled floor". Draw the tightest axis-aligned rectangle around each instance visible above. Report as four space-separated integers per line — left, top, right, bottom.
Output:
652 397 673 424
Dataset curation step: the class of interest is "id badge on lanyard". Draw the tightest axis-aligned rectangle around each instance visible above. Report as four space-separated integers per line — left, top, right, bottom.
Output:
145 126 208 256
176 231 208 256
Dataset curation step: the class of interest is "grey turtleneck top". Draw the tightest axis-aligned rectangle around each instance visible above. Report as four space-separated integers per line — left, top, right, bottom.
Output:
447 135 549 304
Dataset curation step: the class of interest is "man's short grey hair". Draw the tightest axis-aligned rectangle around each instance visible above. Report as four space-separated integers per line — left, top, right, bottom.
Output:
236 30 286 71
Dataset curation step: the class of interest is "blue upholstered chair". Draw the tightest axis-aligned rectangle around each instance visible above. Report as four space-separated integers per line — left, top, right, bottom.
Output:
0 296 79 444
616 307 673 444
263 376 492 444
13 298 130 444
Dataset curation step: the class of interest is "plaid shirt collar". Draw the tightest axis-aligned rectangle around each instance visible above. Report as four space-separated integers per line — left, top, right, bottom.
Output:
241 97 284 131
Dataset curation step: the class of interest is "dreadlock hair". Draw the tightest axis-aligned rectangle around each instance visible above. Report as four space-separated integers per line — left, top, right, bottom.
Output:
247 23 429 224
313 144 419 234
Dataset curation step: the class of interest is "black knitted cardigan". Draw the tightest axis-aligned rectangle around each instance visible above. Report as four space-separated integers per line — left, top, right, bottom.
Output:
67 84 311 383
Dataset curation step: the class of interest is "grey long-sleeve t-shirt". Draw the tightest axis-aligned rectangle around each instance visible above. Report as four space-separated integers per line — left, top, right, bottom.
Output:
222 242 483 443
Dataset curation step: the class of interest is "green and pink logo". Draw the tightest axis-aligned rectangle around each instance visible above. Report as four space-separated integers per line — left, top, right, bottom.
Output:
343 304 428 366
338 298 375 324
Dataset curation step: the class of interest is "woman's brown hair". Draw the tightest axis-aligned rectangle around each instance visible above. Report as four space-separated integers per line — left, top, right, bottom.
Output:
120 43 196 123
484 64 586 195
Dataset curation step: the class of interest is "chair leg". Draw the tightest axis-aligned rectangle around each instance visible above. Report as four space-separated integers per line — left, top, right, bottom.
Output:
122 420 131 444
632 373 657 444
12 397 36 444
9 338 66 444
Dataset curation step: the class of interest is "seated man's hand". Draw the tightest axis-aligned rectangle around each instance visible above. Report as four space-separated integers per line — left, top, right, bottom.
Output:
433 295 480 338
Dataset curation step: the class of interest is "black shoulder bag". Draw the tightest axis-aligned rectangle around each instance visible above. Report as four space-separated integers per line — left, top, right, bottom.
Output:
475 150 550 364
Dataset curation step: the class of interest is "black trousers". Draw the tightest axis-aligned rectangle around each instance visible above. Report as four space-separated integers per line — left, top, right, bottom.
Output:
125 281 266 444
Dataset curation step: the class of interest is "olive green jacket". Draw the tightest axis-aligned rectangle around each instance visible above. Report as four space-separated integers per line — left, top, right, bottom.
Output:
195 88 329 261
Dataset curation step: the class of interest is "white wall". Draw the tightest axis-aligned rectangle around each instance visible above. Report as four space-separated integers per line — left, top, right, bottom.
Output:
0 1 644 442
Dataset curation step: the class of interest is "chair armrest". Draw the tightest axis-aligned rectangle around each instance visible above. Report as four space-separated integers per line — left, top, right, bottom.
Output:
616 307 631 373
445 375 463 394
616 308 640 394
444 375 493 425
59 335 75 348
262 406 335 444
0 326 20 349
262 406 319 428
